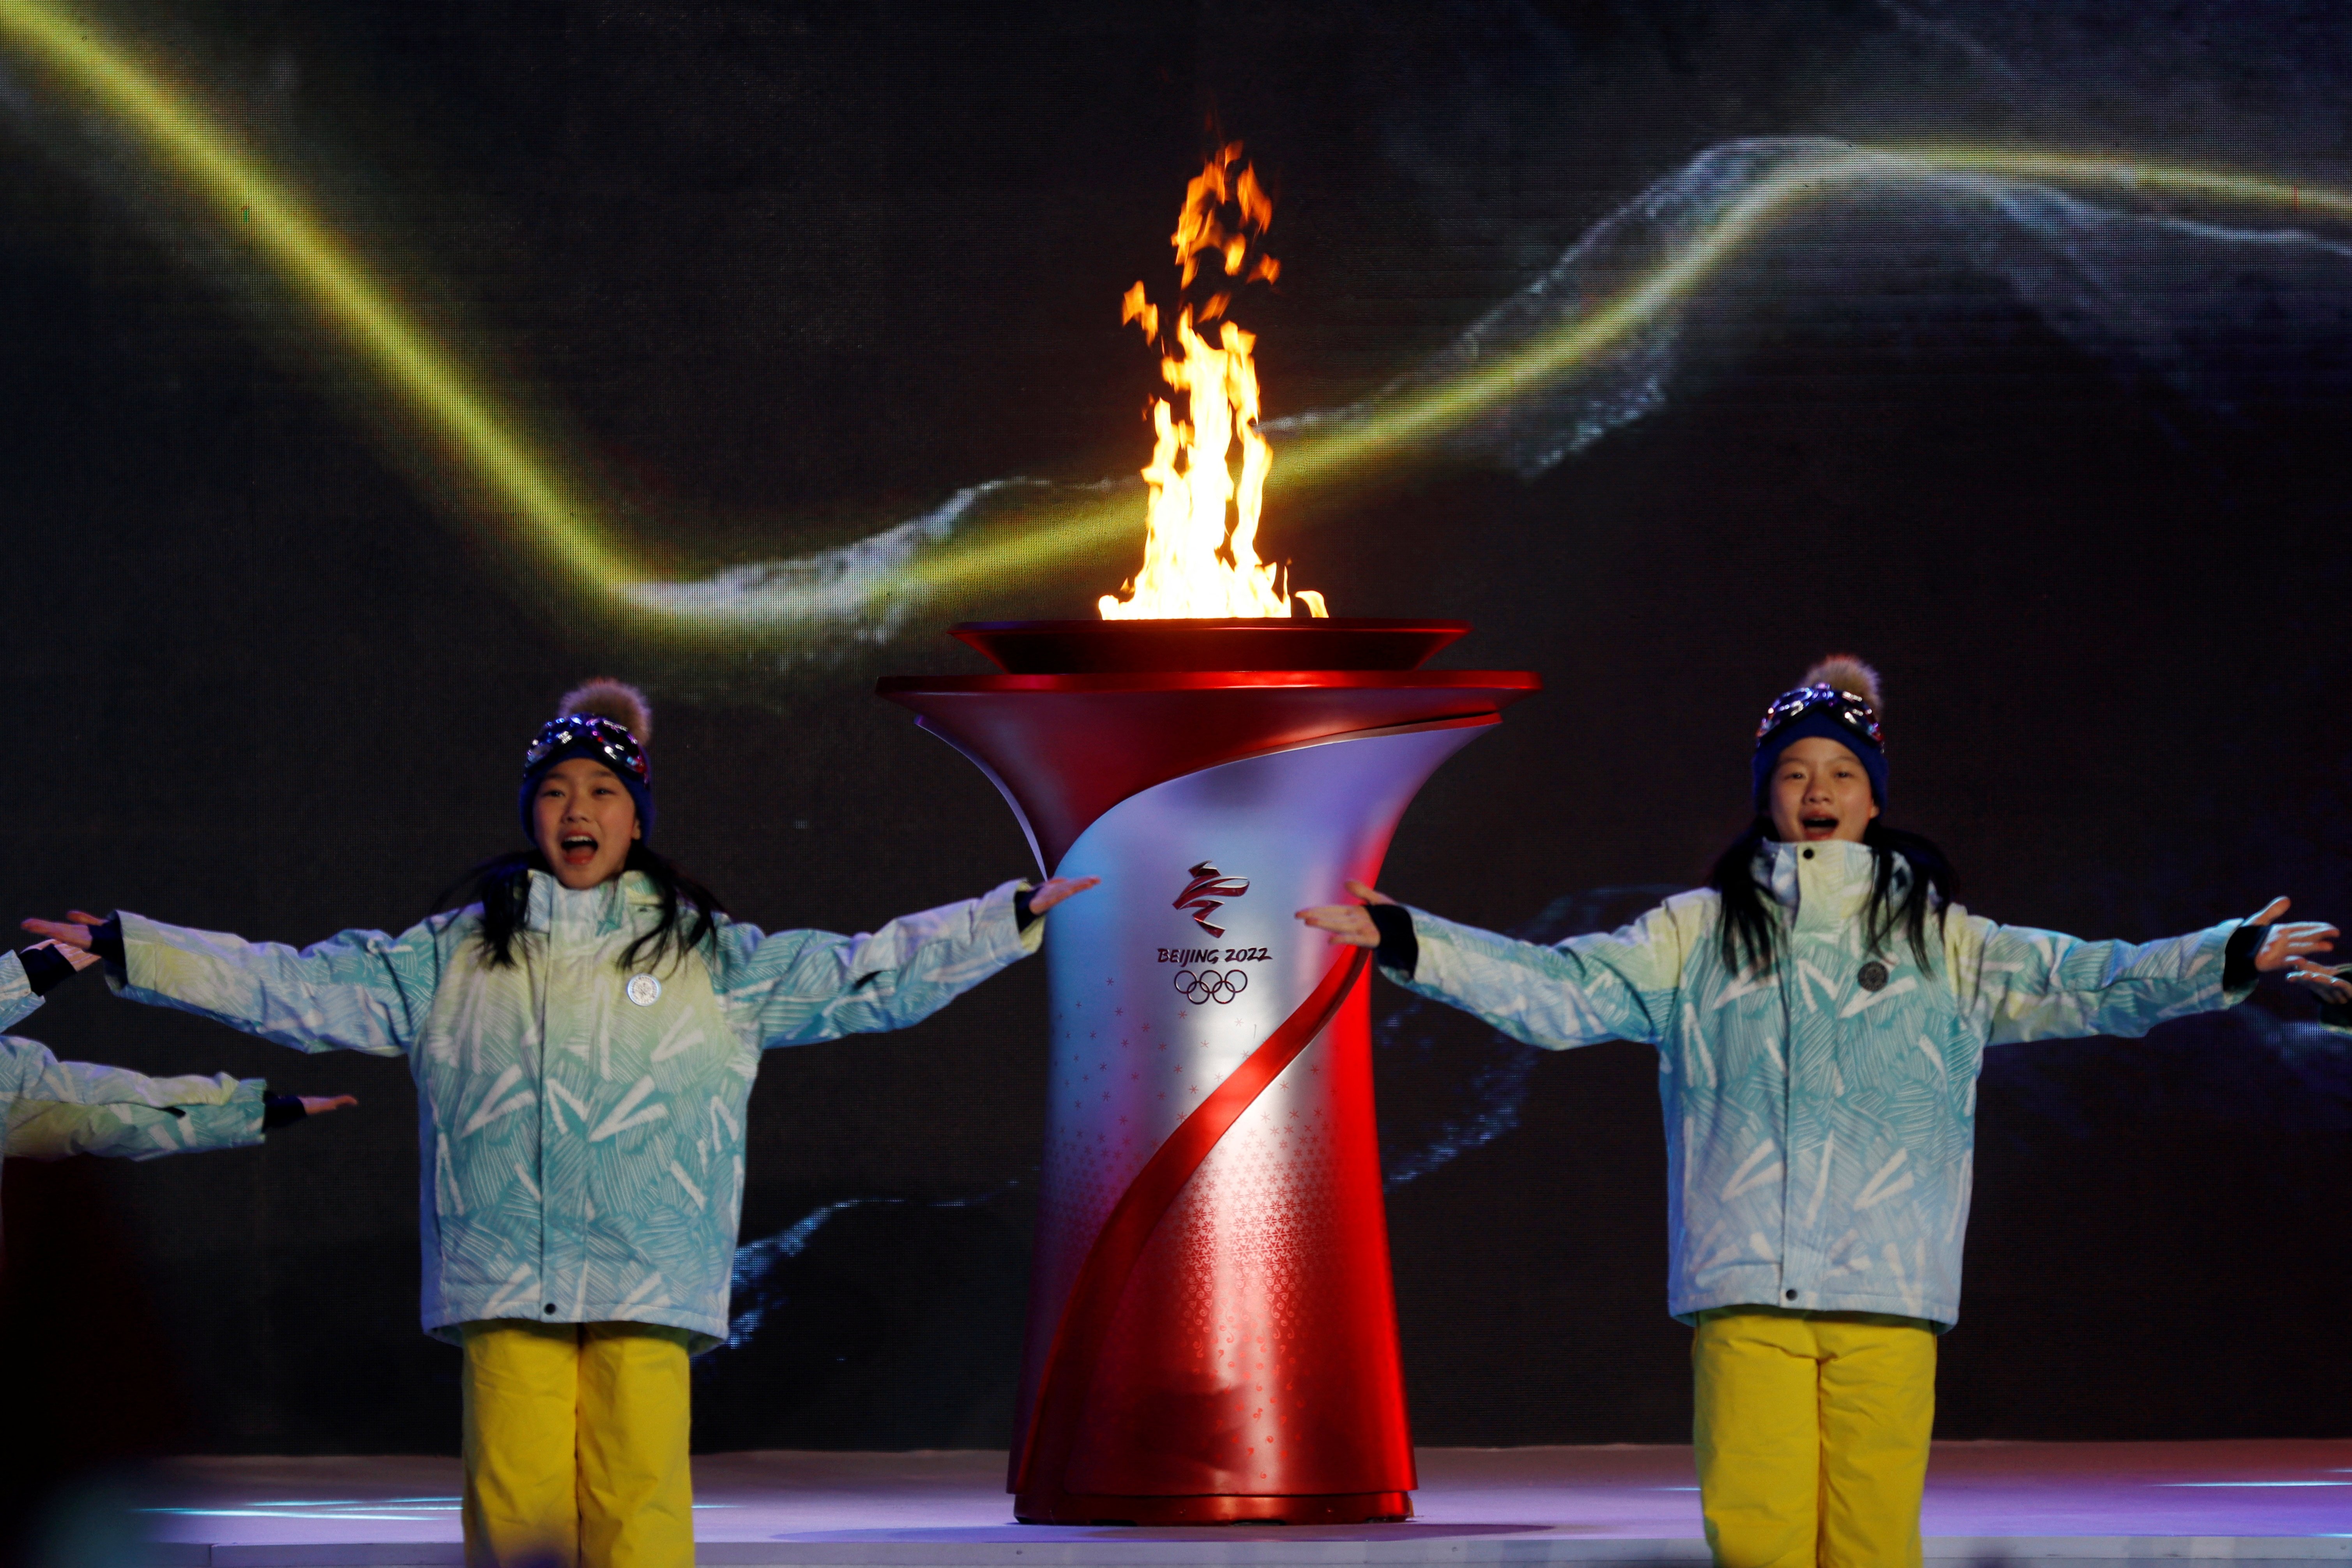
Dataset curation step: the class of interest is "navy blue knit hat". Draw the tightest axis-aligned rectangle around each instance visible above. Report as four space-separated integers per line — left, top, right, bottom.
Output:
1751 657 1886 810
519 680 655 841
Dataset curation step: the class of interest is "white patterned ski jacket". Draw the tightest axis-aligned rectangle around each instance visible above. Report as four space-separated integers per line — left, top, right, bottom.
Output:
0 952 265 1176
109 872 1038 1349
1390 839 2250 1328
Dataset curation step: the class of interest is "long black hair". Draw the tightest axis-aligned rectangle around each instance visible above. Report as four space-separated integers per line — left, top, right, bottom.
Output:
1706 817 1956 979
436 842 728 973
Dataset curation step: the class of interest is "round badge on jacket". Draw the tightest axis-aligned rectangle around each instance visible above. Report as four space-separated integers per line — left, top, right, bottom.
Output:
1856 960 1889 992
626 973 662 1007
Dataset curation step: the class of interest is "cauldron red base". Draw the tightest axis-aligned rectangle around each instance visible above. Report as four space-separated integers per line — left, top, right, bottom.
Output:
1016 1489 1414 1526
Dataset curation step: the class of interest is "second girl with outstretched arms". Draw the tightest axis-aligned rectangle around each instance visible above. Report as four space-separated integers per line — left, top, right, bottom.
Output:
1297 657 2336 1568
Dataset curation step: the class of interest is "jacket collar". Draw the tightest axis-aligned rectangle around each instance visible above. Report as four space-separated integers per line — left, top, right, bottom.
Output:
1752 838 1906 933
523 869 661 934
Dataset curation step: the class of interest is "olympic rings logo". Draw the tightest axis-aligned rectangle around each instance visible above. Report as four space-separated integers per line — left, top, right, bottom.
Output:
1173 968 1249 1005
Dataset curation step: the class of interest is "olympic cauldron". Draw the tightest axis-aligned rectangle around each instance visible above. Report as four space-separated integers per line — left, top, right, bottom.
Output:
880 618 1537 1524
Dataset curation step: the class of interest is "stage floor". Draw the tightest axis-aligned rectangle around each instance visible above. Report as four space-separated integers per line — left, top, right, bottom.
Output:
137 1441 2352 1565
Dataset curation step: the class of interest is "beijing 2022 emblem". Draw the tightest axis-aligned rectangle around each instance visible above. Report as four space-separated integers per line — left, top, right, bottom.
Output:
1170 860 1256 1004
1173 860 1249 937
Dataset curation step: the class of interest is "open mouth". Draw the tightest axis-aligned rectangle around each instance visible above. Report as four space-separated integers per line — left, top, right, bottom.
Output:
558 833 599 865
1800 816 1840 841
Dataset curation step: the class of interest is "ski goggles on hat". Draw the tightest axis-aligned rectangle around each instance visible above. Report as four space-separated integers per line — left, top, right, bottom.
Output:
1754 683 1884 753
521 713 649 786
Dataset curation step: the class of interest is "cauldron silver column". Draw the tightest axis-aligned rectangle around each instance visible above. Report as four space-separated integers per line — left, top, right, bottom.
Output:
881 618 1537 1524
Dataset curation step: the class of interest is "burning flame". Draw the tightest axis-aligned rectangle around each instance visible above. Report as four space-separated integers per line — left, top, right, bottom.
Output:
1099 144 1327 621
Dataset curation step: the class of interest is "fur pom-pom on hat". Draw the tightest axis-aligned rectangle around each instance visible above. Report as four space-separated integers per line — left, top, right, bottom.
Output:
558 678 652 745
1800 655 1883 717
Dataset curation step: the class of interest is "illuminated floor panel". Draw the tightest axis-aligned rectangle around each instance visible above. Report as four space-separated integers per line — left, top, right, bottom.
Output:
132 1441 2352 1564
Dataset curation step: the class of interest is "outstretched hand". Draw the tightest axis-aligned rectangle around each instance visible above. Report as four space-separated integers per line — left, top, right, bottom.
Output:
301 1095 359 1117
2288 962 2352 1004
2245 897 2350 1006
1294 879 1396 949
19 910 106 951
2245 897 2339 973
1027 877 1099 916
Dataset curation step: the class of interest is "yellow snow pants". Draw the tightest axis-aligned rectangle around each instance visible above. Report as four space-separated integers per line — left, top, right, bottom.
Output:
459 1319 696 1568
1691 1308 1938 1568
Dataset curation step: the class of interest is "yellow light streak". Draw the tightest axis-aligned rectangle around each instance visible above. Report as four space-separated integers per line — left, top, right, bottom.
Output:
1284 145 2352 487
0 0 2346 645
0 0 640 604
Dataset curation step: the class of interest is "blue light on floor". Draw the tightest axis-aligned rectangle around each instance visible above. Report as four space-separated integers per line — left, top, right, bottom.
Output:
2156 1481 2352 1487
144 1510 444 1521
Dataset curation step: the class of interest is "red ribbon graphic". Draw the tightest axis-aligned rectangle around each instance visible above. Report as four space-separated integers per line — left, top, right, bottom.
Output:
1011 946 1373 1500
